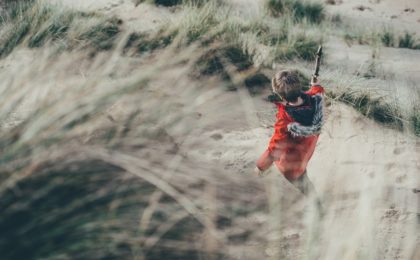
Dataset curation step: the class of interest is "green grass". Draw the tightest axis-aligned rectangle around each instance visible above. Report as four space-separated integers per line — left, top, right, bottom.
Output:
272 34 320 61
398 32 415 48
343 27 420 50
266 0 325 24
412 109 420 136
77 17 122 51
317 68 420 136
344 94 402 127
124 31 178 54
328 89 404 129
0 2 122 57
398 31 420 49
124 0 323 67
175 2 322 73
173 2 223 44
0 0 35 21
194 45 254 87
380 30 394 47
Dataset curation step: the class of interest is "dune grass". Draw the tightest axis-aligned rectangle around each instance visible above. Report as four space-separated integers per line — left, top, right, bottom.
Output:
330 89 404 128
121 0 322 95
123 30 178 54
343 27 420 50
271 33 320 61
397 31 420 49
126 1 323 57
337 89 420 136
0 1 121 57
266 0 325 24
380 29 394 47
0 40 273 258
196 45 253 76
312 67 420 135
412 108 420 136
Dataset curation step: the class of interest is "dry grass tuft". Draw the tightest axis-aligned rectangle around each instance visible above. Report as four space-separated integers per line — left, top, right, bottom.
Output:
266 0 325 24
329 89 404 128
0 1 122 57
343 27 420 50
0 43 260 259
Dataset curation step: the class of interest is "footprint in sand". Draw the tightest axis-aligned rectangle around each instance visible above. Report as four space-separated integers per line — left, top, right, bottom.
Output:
243 161 254 170
395 174 407 183
393 147 404 155
210 133 223 140
386 162 396 170
403 8 415 13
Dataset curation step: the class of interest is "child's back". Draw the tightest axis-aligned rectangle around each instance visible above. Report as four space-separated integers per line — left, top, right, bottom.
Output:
256 70 324 196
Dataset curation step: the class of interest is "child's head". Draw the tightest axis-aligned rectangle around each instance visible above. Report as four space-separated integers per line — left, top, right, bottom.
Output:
272 70 302 102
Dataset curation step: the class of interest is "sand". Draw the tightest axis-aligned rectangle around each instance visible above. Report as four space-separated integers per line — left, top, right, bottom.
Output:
325 0 420 34
324 0 420 82
181 86 420 258
1 0 419 258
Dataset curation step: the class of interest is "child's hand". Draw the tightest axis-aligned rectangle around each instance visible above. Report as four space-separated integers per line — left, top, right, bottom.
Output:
254 167 269 177
311 76 319 86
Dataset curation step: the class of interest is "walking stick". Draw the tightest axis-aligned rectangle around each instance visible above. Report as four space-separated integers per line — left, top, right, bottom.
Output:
312 46 323 84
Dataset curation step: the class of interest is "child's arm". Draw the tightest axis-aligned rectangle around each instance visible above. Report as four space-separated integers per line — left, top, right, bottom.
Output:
306 79 324 96
255 115 290 177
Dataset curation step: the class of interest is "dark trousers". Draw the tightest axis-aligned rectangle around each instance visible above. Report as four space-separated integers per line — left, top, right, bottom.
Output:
289 170 316 196
290 170 324 215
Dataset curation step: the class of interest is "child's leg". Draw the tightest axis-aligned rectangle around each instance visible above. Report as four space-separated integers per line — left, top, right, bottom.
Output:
255 149 275 174
290 170 324 216
289 170 316 196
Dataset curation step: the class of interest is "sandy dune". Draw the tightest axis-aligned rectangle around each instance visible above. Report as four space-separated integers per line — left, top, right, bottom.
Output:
326 0 420 34
1 0 419 259
180 85 420 258
322 0 420 83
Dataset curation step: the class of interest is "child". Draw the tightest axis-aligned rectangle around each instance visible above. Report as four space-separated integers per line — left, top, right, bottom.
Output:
255 70 324 198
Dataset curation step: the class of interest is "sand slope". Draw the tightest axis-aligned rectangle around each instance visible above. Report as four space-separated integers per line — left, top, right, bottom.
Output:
181 85 419 258
326 0 420 34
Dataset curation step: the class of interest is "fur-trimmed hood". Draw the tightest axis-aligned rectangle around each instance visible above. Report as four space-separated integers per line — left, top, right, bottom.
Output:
286 93 324 137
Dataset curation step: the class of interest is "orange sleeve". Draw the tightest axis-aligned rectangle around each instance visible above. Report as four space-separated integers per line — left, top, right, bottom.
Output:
268 123 289 151
268 106 292 151
272 119 289 139
305 85 324 96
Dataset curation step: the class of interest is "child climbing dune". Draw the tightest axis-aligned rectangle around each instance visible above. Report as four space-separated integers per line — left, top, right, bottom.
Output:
255 70 325 200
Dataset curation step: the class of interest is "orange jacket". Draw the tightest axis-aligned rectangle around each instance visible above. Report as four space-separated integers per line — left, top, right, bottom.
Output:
265 85 324 180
